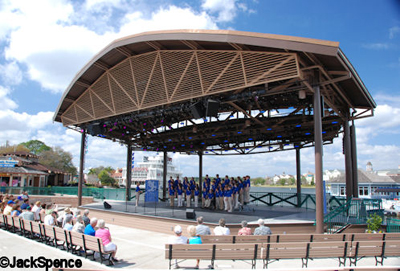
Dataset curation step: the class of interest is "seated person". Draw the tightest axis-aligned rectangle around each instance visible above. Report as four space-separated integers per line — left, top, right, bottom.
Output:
84 217 98 236
238 220 252 235
95 219 118 262
168 225 188 269
72 215 85 233
44 211 58 226
19 206 34 221
254 219 272 235
63 215 73 231
213 218 230 235
187 225 202 269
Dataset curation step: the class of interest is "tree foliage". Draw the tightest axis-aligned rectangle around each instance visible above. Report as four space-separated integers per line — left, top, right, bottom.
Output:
0 144 30 154
20 140 51 155
39 146 77 176
98 169 118 187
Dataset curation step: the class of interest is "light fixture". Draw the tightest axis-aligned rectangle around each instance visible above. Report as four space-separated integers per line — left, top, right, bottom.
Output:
299 90 306 99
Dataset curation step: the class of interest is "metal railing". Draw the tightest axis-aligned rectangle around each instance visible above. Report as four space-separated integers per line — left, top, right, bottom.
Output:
386 217 400 232
324 198 383 233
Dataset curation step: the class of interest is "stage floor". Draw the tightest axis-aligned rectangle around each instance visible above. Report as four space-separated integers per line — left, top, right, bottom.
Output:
81 199 316 225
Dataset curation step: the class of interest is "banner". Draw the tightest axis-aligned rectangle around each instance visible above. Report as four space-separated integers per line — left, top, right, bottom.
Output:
145 180 159 202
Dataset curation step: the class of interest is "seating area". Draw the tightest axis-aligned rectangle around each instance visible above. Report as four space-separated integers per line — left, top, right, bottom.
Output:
0 214 113 266
166 232 400 269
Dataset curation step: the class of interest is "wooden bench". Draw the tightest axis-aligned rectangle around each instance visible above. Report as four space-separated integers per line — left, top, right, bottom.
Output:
82 234 113 265
165 243 260 269
200 235 234 243
263 241 350 268
67 231 85 255
53 226 69 250
0 214 6 229
348 240 400 266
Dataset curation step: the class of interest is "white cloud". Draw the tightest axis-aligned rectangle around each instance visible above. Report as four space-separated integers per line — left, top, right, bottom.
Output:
389 26 400 39
362 43 391 50
0 86 18 110
201 0 237 22
0 61 23 86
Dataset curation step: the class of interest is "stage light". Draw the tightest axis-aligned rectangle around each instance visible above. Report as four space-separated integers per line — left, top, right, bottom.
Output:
332 121 338 124
267 128 272 131
193 126 198 133
181 144 185 147
189 137 192 139
212 134 216 137
224 140 228 143
103 124 107 127
173 147 176 149
201 142 205 145
322 131 327 134
164 146 167 148
150 141 153 143
296 124 301 128
161 119 164 123
122 133 125 136
123 126 126 129
277 135 282 138
248 138 253 140
109 128 113 131
129 119 132 123
245 120 251 127
299 90 306 99
169 139 172 141
305 132 311 135
238 131 242 134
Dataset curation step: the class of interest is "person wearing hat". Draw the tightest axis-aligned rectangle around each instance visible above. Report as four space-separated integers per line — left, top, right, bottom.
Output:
20 198 30 210
168 225 188 269
32 201 41 221
59 207 73 228
3 200 14 215
19 206 34 221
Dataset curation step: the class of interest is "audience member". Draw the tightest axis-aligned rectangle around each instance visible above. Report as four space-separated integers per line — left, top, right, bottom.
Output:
11 204 22 217
3 200 14 215
253 219 272 235
72 215 85 233
96 219 119 262
82 209 90 226
238 220 252 235
63 215 73 231
19 206 34 221
84 217 98 236
187 225 201 269
44 211 58 226
214 218 230 235
196 216 211 236
168 225 188 269
20 199 30 210
32 201 41 221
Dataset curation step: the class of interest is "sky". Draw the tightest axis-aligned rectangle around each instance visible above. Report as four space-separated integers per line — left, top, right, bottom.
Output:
0 0 399 178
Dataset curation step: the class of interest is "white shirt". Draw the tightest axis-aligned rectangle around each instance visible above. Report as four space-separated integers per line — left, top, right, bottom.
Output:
32 205 41 220
214 226 230 236
168 235 188 244
44 214 55 225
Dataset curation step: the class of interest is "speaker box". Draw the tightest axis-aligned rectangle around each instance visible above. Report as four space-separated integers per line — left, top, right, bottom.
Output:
206 99 220 117
88 123 104 136
190 102 205 119
186 208 196 219
104 201 112 209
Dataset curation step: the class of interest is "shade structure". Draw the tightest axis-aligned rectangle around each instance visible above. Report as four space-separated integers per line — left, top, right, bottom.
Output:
54 29 375 154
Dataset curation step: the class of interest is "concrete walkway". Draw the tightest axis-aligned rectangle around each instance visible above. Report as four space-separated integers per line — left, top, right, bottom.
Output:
1 222 400 270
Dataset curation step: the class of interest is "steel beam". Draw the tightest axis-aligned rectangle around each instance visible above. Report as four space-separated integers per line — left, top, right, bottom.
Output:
343 116 353 200
163 150 168 200
126 144 132 201
296 148 302 207
78 131 86 206
351 122 359 198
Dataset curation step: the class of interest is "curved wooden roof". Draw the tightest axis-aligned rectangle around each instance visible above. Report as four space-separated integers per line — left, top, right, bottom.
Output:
54 30 375 154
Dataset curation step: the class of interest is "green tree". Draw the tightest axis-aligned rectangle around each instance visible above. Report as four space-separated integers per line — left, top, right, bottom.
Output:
39 146 77 176
20 140 51 155
98 169 117 187
0 144 30 154
278 178 287 186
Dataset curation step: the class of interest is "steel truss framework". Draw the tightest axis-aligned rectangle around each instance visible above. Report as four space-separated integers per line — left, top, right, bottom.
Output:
54 30 375 155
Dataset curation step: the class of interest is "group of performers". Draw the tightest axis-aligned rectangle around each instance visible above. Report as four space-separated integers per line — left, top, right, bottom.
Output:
168 174 251 212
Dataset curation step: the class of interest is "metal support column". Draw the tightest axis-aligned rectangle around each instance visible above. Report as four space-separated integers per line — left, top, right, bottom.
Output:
163 150 168 200
313 81 324 234
125 144 132 202
198 151 203 191
296 148 302 207
78 131 86 207
351 122 359 198
343 116 353 200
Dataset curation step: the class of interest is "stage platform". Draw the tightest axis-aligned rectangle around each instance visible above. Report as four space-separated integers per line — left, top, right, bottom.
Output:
81 199 316 225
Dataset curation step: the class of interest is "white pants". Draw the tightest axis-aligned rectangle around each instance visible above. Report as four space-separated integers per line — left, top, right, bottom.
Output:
215 197 220 209
186 194 191 207
234 194 239 209
194 196 198 207
178 195 183 207
224 197 231 211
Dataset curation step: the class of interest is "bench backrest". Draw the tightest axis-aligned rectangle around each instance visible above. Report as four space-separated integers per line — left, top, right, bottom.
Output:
308 241 350 258
21 219 31 232
276 234 312 243
200 235 234 244
68 231 85 247
235 235 274 243
383 232 400 241
30 221 42 235
43 224 56 239
5 215 13 227
12 216 22 230
83 235 106 253
352 241 384 258
382 240 400 257
214 243 260 260
348 233 384 242
165 244 214 260
312 233 346 242
264 242 307 259
54 227 68 242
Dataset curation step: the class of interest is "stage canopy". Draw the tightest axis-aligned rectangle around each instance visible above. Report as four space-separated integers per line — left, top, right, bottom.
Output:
54 30 375 155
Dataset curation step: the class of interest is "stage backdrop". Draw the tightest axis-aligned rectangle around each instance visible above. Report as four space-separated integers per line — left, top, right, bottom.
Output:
145 180 159 202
